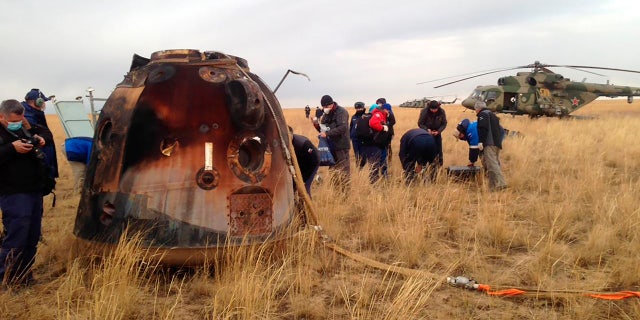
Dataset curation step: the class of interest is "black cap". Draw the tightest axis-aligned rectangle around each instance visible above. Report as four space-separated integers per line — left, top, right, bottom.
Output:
354 101 365 109
456 119 470 134
321 95 334 107
428 100 440 109
376 98 386 105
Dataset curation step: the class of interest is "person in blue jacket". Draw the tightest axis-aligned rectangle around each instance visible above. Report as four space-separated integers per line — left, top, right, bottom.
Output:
21 89 58 179
455 119 480 167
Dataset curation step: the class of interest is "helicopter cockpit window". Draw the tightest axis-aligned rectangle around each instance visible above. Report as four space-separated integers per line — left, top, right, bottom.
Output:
471 90 483 99
485 91 498 102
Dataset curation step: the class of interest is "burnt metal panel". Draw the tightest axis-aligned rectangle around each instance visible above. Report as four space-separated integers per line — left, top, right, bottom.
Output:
74 50 295 255
228 193 273 236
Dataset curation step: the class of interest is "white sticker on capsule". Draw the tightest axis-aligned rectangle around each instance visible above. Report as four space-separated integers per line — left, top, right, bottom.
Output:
205 142 213 171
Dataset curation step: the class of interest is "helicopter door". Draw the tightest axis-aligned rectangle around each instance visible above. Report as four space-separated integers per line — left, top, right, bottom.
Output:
503 93 518 112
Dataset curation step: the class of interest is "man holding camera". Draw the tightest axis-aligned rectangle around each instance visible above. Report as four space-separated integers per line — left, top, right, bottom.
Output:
0 99 48 287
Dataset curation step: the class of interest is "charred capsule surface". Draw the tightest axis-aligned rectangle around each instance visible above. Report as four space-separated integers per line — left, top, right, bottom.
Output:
74 49 295 262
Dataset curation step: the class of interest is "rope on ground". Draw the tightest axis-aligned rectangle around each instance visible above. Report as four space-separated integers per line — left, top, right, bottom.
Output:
447 275 640 300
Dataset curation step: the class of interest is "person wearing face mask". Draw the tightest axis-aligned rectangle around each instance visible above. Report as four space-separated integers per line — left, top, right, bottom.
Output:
312 95 351 188
0 99 50 288
21 89 58 180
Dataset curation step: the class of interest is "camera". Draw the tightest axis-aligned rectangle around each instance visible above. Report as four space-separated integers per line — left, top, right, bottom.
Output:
22 138 46 160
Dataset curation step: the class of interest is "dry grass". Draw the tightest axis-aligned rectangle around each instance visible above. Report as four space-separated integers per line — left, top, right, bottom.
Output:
2 99 640 319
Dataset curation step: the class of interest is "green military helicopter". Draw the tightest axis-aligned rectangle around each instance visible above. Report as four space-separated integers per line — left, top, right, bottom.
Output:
399 96 457 108
430 61 640 117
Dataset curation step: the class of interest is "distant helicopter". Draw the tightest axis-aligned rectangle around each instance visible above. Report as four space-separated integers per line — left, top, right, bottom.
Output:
425 61 640 117
74 49 306 265
398 96 457 109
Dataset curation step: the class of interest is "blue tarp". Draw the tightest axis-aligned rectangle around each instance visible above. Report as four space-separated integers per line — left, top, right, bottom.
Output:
64 137 93 164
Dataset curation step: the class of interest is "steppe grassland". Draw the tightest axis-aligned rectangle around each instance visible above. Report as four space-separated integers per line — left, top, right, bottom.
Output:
1 100 640 319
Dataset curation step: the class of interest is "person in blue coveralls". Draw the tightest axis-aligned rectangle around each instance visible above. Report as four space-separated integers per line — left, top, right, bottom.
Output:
455 119 480 167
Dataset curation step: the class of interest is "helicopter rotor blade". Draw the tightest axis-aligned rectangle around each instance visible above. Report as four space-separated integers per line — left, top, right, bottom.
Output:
428 62 640 89
433 67 523 88
564 67 606 77
416 66 521 85
548 65 640 74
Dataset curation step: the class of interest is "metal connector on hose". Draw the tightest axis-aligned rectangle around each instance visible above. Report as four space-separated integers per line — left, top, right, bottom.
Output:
447 276 480 290
311 225 332 242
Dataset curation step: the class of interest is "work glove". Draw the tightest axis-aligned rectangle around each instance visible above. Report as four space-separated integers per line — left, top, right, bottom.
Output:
478 142 483 151
383 125 389 132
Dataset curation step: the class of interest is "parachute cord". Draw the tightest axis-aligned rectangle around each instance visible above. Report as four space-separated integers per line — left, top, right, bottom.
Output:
447 276 640 300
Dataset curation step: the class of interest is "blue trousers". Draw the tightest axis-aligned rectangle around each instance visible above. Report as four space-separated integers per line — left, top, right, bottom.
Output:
380 146 390 178
351 138 363 163
360 145 384 184
304 166 318 198
0 192 43 284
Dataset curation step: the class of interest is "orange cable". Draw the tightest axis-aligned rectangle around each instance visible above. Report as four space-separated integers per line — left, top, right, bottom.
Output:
473 283 640 300
585 291 640 300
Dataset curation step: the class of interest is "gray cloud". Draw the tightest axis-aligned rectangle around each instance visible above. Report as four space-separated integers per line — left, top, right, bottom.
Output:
1 0 638 109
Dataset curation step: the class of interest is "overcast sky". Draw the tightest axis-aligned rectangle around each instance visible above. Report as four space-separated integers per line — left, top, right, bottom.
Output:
1 0 639 110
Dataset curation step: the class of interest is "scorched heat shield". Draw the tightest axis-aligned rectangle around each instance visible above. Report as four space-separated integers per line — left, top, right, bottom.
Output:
74 49 296 262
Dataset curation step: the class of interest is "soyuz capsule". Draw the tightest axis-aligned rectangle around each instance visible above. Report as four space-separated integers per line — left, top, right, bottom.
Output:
73 49 297 264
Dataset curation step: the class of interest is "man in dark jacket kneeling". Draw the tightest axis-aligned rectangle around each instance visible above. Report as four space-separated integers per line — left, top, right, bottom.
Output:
399 128 438 184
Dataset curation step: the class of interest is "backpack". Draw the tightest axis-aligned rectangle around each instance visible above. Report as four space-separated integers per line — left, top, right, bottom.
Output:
355 113 374 142
355 113 393 147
